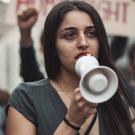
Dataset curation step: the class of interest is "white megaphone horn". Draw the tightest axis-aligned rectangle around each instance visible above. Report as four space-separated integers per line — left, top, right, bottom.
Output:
75 55 118 103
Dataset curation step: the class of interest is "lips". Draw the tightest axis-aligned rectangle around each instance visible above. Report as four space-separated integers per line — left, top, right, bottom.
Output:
76 52 91 59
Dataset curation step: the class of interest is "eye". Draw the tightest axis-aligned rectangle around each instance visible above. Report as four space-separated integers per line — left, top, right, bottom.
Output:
86 29 97 38
63 31 77 40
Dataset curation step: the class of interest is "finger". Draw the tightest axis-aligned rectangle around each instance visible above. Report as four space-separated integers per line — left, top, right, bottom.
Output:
73 88 85 102
17 8 38 21
77 100 86 108
82 98 98 108
88 108 97 115
74 88 80 94
23 8 38 17
82 107 97 118
17 12 27 21
86 102 98 108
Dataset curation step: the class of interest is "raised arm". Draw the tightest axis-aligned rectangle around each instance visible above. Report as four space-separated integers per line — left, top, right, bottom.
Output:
18 8 44 81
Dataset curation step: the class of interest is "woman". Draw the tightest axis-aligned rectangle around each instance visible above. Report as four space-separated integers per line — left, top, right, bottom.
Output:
6 1 135 135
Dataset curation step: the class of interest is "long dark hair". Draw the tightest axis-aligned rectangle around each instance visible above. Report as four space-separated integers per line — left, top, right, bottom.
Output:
42 1 135 135
128 43 135 63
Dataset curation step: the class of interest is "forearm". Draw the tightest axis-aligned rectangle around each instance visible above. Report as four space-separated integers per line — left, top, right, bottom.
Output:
54 121 78 135
20 30 33 48
20 46 44 81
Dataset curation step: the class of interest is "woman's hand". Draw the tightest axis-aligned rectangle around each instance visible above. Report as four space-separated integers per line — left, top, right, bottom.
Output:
66 88 98 127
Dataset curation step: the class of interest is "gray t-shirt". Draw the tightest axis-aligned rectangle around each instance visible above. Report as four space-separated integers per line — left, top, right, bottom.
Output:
7 79 106 135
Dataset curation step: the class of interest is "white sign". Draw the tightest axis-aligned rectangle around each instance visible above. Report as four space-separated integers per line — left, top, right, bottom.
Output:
84 0 135 37
5 0 135 37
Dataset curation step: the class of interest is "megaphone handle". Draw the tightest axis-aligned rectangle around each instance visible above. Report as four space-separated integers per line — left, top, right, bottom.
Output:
84 112 97 135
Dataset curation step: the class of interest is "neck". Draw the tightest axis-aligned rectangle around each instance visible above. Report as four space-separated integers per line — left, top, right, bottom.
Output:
51 68 80 92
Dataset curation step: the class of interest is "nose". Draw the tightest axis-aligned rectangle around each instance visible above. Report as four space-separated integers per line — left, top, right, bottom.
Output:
77 32 88 50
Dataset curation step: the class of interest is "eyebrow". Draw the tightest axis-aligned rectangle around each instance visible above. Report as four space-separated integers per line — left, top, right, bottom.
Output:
60 27 76 33
60 26 95 33
86 26 95 30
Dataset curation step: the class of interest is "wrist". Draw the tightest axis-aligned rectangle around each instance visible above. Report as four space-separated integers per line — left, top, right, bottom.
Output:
66 113 82 127
64 117 80 131
20 27 31 35
20 38 33 48
54 120 78 135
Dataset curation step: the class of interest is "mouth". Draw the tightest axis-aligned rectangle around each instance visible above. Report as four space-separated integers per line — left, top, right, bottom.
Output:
75 52 91 59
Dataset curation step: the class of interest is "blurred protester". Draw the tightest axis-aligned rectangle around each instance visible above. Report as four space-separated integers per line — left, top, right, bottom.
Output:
111 36 128 62
0 89 9 106
110 35 134 81
0 89 10 135
123 43 135 129
17 7 44 82
110 36 131 86
127 43 135 96
128 43 135 130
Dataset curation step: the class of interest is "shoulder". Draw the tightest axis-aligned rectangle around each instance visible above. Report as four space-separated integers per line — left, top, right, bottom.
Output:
9 78 55 107
8 78 53 113
13 78 50 96
7 78 52 125
19 78 50 87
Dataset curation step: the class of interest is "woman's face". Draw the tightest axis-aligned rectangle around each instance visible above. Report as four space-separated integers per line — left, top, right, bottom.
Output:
56 10 99 72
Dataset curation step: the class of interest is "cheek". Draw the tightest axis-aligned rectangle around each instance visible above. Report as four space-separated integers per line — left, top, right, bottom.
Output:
56 40 75 60
58 49 74 63
56 46 75 69
58 52 75 71
56 44 69 58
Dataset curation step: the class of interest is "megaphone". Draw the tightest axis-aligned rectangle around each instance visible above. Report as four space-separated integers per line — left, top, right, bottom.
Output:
75 55 118 103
